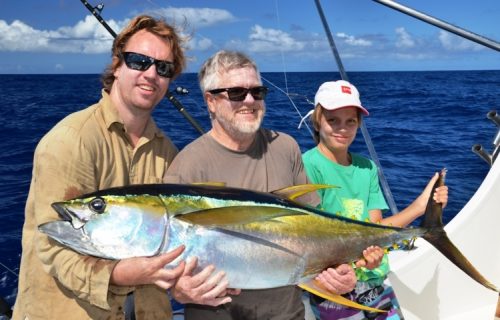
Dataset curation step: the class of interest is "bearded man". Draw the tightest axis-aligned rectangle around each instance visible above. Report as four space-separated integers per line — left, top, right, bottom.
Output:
164 50 363 320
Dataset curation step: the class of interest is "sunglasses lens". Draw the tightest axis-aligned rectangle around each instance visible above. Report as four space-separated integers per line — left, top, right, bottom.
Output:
226 88 249 101
229 87 268 101
250 87 268 100
123 52 174 78
210 86 268 101
155 61 175 78
124 53 151 71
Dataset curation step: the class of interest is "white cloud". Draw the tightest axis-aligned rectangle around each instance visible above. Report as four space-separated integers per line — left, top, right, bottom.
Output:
0 16 124 54
336 32 372 46
187 36 214 51
438 30 483 52
394 52 430 60
155 7 236 29
0 7 230 56
246 25 305 53
395 27 415 48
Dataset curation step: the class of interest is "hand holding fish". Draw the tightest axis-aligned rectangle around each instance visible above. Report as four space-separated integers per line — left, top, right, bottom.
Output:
110 245 186 289
171 257 236 306
375 170 449 227
315 264 357 295
315 246 383 295
355 246 384 270
417 171 449 210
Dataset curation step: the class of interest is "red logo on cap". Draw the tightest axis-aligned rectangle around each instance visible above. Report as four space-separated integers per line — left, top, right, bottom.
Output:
341 86 352 94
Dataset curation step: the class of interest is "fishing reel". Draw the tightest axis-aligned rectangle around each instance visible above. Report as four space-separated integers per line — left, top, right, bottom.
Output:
175 86 189 95
472 110 500 166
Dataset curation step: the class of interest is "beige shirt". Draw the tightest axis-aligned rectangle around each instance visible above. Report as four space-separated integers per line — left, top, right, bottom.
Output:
13 90 178 320
165 129 315 192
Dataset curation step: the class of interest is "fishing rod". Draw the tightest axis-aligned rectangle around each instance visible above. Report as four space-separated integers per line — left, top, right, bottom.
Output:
373 0 500 52
79 0 205 135
313 0 400 215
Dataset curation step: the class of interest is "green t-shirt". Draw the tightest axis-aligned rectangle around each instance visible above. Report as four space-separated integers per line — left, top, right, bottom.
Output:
302 146 390 283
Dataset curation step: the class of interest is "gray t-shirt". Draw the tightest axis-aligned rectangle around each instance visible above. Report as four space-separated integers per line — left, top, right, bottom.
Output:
165 128 316 320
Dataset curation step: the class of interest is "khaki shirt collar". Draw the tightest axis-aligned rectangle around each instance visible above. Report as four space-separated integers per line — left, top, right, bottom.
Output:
99 89 166 141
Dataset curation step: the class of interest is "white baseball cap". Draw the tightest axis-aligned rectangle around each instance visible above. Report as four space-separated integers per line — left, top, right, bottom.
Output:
314 80 369 115
298 80 368 129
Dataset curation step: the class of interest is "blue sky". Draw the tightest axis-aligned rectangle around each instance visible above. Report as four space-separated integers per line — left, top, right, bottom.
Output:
1 0 499 74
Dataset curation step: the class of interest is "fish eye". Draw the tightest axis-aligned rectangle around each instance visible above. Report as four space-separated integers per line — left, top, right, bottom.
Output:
89 197 106 214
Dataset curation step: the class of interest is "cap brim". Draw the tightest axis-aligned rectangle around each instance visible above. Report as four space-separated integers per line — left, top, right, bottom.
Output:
321 104 369 116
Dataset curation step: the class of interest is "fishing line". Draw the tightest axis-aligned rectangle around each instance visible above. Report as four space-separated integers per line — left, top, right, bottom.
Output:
0 262 18 278
268 0 314 138
273 0 290 94
261 76 314 138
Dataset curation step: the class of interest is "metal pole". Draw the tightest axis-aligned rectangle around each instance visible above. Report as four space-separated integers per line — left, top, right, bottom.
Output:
314 0 400 214
374 0 500 52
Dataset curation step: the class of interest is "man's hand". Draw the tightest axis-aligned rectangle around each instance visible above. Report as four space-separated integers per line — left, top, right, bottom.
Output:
171 257 240 306
110 245 185 290
355 245 384 270
315 264 357 295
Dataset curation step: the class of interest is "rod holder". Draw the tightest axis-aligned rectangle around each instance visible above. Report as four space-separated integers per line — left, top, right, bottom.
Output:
472 144 492 166
487 110 500 127
486 110 500 149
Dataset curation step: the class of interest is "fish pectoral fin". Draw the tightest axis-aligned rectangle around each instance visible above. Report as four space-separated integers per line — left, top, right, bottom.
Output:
298 280 386 313
176 206 304 226
272 184 338 200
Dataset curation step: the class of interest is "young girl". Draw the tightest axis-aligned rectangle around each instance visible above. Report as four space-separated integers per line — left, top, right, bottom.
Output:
302 80 448 320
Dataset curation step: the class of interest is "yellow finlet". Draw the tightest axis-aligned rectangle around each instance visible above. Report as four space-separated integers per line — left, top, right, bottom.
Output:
298 280 386 313
272 184 338 200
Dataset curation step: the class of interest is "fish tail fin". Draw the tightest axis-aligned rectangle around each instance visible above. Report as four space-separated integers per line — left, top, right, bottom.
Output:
420 168 446 229
420 169 499 292
298 280 387 313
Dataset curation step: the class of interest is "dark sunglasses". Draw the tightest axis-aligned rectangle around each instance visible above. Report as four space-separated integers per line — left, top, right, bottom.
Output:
208 86 268 101
121 52 175 78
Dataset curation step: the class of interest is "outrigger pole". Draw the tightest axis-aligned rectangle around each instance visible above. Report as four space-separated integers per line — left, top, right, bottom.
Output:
374 0 500 166
313 0 400 215
79 0 205 135
373 0 500 52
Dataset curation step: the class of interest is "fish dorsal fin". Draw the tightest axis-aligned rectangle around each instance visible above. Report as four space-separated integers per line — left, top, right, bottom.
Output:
190 181 227 187
175 206 305 226
298 280 386 313
272 184 338 200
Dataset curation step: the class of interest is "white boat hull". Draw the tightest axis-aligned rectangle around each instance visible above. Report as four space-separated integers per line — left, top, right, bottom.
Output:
388 158 500 319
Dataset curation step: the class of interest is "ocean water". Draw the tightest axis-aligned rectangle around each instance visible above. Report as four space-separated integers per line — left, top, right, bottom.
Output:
0 70 499 307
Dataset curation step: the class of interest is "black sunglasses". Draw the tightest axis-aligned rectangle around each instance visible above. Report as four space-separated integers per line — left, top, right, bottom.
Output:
208 86 268 101
121 52 175 78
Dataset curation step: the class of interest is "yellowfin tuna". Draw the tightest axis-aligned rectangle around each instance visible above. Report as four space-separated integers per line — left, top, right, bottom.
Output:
39 173 498 312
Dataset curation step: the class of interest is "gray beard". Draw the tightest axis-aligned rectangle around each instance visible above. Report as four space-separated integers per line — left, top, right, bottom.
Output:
215 113 264 142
